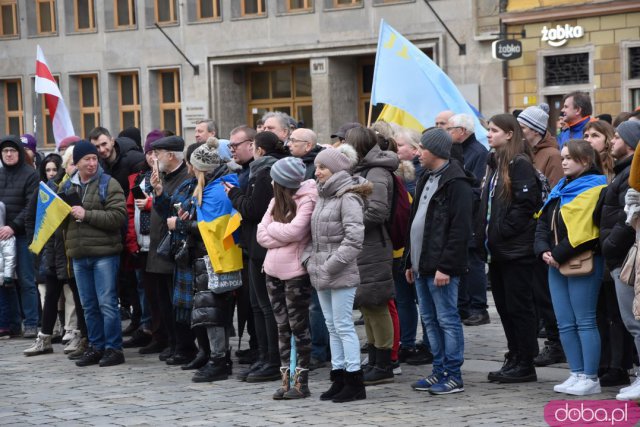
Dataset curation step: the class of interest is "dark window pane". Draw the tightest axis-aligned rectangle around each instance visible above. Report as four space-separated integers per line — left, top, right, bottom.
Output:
271 69 291 98
250 71 270 100
364 101 384 124
295 66 311 97
157 0 172 22
251 107 269 128
83 114 96 135
362 64 374 93
1 5 15 35
273 106 291 115
630 47 640 80
122 111 136 129
81 78 95 107
77 0 91 29
45 115 54 145
39 3 53 32
6 82 19 111
544 53 589 86
244 0 262 14
200 0 213 17
161 73 175 102
296 105 313 129
289 0 307 9
8 117 20 135
632 88 640 111
163 110 176 133
116 0 131 26
120 75 134 105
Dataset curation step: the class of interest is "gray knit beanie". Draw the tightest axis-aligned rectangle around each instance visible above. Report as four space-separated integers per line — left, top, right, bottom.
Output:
420 128 452 160
617 120 640 150
270 157 306 189
191 137 222 172
315 145 356 174
517 103 550 136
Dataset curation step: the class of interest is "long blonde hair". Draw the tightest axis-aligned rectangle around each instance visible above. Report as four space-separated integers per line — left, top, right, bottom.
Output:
193 168 206 206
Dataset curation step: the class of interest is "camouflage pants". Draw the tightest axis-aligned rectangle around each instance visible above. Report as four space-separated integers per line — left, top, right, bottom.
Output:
265 274 312 368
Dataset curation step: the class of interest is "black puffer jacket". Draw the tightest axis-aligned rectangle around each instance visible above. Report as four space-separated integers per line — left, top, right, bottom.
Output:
599 155 635 270
476 153 541 262
228 152 287 261
101 136 144 198
0 136 38 239
405 160 474 277
301 145 324 180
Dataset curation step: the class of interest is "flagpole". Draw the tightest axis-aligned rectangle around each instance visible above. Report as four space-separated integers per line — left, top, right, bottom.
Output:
33 93 38 143
367 101 373 127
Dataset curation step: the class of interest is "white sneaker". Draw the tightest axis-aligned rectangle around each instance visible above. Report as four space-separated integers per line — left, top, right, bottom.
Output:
62 329 75 344
620 374 640 394
63 330 82 354
23 332 53 356
565 375 601 396
617 379 640 400
554 373 580 393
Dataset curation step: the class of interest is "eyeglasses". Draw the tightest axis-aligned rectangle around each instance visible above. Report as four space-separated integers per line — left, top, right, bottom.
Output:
228 139 252 151
446 126 462 132
1 148 18 154
288 138 309 144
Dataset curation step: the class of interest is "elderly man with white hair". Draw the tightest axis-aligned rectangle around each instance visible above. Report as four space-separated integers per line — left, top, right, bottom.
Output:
446 113 490 327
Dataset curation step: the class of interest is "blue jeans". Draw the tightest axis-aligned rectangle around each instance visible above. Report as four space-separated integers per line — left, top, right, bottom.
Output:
309 288 330 361
317 287 360 372
548 256 603 376
135 268 151 330
414 274 464 380
73 255 122 350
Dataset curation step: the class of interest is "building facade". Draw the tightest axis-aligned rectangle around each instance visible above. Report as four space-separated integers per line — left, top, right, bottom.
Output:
0 0 502 147
502 0 640 131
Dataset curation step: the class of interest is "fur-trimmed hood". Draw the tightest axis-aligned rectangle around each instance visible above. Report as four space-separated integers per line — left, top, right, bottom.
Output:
396 160 416 182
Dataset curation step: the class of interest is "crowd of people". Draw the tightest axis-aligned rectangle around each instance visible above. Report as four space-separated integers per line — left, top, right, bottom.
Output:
1 93 640 402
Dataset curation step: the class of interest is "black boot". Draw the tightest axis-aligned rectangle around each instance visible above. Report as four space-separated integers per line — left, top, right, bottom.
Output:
225 349 233 374
494 358 537 383
320 369 345 401
237 359 264 381
332 370 366 403
599 368 630 387
192 357 229 383
534 341 566 367
363 348 394 385
363 345 376 374
181 350 209 370
488 352 518 382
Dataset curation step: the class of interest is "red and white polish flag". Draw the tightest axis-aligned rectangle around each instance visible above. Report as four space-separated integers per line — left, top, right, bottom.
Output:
35 45 75 149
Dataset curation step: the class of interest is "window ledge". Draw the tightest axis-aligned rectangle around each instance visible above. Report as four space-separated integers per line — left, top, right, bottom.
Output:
0 34 20 40
66 29 98 36
276 9 314 17
27 32 59 38
372 0 416 7
231 14 268 21
187 18 223 25
105 25 138 32
324 4 364 12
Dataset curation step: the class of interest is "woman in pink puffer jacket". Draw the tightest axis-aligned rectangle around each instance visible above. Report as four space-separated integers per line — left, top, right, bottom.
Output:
257 157 318 401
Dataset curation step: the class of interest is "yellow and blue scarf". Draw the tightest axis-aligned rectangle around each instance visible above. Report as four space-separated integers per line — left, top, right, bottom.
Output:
540 174 607 248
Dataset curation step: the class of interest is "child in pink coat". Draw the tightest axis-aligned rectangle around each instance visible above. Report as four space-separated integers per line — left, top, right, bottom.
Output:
257 157 318 400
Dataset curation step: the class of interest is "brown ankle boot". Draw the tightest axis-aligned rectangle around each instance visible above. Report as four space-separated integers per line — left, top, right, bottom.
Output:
284 367 310 399
272 367 290 400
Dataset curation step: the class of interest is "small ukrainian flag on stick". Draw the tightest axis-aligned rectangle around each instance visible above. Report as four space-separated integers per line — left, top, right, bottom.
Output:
29 181 72 255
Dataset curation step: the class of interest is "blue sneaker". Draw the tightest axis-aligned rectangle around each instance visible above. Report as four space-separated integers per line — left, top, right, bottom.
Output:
411 373 441 391
428 376 464 395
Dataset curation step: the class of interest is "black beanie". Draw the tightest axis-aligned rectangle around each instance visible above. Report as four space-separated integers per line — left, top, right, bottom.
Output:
73 140 99 164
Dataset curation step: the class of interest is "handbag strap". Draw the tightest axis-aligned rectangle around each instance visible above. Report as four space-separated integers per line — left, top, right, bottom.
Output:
551 206 559 246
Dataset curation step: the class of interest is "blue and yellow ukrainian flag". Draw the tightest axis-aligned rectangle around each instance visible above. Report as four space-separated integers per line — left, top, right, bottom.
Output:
29 181 72 254
196 174 243 274
541 174 607 248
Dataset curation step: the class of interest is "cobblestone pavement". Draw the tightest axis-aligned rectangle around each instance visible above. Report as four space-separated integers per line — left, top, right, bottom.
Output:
0 296 622 427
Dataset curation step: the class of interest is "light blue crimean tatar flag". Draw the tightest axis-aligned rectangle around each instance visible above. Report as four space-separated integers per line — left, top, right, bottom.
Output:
371 19 488 145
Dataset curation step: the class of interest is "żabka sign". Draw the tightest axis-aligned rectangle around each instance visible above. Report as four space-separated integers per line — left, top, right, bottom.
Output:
541 24 584 47
544 400 640 427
